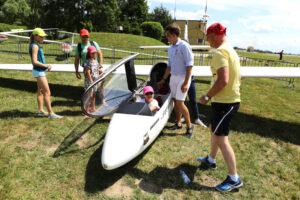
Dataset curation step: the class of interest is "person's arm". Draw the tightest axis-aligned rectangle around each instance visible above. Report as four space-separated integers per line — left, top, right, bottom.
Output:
97 49 103 66
74 54 81 79
98 67 102 75
32 45 51 70
149 105 158 112
181 44 194 93
157 66 171 87
85 67 93 83
149 100 160 112
181 66 192 93
199 66 229 104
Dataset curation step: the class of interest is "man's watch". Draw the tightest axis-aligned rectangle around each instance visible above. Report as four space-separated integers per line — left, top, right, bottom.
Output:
204 95 211 101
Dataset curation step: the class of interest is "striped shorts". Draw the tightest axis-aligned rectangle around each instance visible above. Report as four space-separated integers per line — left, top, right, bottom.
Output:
211 102 240 136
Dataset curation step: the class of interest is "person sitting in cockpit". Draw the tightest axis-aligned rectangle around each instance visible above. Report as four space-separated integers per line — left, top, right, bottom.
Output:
139 86 160 115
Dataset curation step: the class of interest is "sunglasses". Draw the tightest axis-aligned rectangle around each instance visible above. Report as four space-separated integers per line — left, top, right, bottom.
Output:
81 36 89 38
145 92 153 95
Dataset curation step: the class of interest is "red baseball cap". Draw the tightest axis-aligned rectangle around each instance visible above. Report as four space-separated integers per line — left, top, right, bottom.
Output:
87 46 97 53
143 86 154 95
206 23 226 35
80 29 89 36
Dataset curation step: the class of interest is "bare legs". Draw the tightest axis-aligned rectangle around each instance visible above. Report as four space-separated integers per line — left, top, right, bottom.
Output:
209 125 237 175
174 99 192 128
36 76 54 115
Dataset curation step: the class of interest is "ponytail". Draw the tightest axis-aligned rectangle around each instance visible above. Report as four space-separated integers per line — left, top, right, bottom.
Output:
30 35 35 44
29 35 35 48
86 51 92 60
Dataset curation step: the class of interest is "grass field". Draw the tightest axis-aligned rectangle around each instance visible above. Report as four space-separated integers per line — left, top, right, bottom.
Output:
0 32 300 199
237 51 300 64
0 67 299 199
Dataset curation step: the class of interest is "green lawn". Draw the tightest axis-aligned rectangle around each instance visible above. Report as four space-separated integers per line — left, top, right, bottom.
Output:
1 33 299 199
0 32 168 65
237 51 300 64
0 67 299 199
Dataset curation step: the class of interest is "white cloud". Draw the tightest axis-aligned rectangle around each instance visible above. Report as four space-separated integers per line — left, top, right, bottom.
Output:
173 9 205 20
220 20 230 26
148 0 300 53
229 33 300 54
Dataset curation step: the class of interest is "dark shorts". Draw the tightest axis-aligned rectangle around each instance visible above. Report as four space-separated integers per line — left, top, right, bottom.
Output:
211 102 240 136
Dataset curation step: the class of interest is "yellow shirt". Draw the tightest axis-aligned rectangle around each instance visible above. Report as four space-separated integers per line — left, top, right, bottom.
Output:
210 42 241 103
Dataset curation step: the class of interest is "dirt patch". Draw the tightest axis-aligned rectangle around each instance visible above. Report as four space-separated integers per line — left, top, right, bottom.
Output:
45 144 59 154
19 140 38 150
2 135 18 144
198 175 218 187
75 133 90 149
104 179 134 198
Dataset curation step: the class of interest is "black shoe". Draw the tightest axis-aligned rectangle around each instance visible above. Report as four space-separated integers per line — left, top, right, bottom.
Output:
197 156 217 169
166 123 183 130
186 125 194 138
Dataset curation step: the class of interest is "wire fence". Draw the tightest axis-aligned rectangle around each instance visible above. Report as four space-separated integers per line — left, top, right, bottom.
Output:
0 37 299 87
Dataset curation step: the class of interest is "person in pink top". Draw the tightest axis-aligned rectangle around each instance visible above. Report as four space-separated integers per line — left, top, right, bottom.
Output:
139 86 160 115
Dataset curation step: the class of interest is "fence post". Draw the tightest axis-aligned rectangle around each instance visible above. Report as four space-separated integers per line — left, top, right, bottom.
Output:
17 39 24 60
288 63 296 88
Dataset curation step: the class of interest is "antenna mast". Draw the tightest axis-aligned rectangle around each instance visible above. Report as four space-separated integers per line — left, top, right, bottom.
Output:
174 0 176 20
203 0 208 21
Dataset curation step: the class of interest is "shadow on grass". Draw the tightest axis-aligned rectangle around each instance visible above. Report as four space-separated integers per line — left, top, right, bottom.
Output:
0 109 81 118
0 109 35 119
130 164 216 194
52 100 81 107
84 142 153 193
55 55 68 61
194 79 210 85
85 148 215 194
0 77 83 100
165 103 300 145
53 117 109 157
196 104 300 145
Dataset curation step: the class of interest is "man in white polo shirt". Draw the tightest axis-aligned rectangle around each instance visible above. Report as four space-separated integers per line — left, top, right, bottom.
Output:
158 23 194 138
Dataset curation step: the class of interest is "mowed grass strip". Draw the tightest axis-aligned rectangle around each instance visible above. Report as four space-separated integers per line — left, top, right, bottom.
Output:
0 70 300 199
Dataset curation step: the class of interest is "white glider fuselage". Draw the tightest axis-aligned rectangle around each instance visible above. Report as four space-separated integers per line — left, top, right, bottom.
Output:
101 93 173 170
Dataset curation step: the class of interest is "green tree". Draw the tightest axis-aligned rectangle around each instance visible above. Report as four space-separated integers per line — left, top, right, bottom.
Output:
149 5 173 29
26 0 46 27
0 0 18 24
118 0 148 35
90 0 120 32
0 0 30 25
42 0 86 32
141 21 163 40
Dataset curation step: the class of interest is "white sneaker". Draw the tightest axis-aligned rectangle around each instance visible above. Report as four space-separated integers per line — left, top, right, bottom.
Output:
194 119 207 128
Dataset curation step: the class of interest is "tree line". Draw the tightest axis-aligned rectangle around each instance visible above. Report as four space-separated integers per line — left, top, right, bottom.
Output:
0 0 173 37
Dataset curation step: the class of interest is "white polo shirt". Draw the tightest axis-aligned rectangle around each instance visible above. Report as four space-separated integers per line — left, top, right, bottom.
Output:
168 39 194 75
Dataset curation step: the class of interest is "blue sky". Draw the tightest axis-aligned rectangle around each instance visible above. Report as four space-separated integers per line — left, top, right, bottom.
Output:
147 0 300 54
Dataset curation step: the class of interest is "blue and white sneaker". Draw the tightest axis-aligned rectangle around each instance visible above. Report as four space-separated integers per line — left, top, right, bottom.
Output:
216 175 243 192
198 156 217 169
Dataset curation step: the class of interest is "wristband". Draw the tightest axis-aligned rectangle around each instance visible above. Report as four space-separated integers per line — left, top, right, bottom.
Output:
204 95 211 101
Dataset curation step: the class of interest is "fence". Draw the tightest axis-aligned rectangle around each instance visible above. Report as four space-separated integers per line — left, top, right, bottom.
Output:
0 38 299 87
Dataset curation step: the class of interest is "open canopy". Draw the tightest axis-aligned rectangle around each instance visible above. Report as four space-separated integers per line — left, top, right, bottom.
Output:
81 54 144 118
